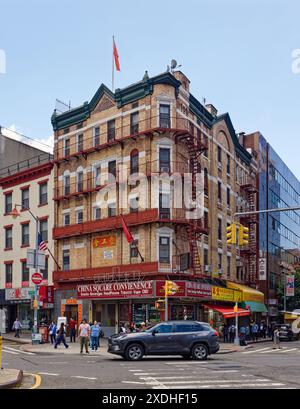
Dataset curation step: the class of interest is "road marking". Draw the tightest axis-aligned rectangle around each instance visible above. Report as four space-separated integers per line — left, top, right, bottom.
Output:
25 373 42 389
242 347 270 354
153 382 285 389
2 348 19 355
260 348 287 353
38 372 59 376
71 376 97 380
4 346 35 355
142 378 271 385
281 348 298 353
166 361 208 365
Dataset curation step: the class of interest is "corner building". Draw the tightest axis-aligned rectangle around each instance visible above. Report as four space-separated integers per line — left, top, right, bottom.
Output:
52 71 263 335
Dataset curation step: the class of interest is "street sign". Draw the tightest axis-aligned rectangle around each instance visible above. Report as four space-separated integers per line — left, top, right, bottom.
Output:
32 272 43 285
27 249 46 269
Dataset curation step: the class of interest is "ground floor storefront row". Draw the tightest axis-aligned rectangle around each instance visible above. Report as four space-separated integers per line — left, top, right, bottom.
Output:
53 279 267 337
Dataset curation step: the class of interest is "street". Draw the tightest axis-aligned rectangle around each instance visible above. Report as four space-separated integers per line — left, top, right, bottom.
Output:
2 339 300 389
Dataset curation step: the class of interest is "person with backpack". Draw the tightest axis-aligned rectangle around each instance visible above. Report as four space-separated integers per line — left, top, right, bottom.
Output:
54 323 69 349
49 321 57 345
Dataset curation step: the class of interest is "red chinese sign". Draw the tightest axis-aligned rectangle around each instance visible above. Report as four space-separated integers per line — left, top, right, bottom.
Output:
93 235 116 248
77 281 154 299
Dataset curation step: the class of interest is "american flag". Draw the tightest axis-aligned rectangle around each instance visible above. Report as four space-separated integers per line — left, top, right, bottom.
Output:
38 232 47 251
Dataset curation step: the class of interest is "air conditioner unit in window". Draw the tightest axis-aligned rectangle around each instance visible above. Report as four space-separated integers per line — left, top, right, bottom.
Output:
204 265 211 272
161 166 170 173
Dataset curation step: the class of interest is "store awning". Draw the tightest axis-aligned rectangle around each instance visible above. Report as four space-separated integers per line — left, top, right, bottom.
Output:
241 301 268 313
203 304 251 318
227 282 264 303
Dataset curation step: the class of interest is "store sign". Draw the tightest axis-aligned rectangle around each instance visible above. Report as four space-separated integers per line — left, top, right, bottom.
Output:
286 275 295 297
39 285 54 307
258 258 267 281
103 250 113 259
268 299 278 305
186 282 211 298
77 281 154 299
212 286 242 302
5 287 33 301
155 281 186 298
93 235 116 248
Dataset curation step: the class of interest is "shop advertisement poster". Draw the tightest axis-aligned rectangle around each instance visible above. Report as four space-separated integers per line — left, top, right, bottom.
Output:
286 275 295 297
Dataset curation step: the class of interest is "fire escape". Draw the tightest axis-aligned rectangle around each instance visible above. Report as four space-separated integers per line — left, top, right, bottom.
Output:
240 178 258 285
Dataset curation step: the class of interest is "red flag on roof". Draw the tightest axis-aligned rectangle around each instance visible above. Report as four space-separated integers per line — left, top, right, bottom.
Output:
113 38 120 72
120 215 134 243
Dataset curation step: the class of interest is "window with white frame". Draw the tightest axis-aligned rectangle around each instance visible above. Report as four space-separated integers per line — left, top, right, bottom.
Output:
64 139 70 156
76 209 83 224
159 236 170 263
77 171 84 192
77 133 84 152
64 174 70 195
63 213 70 226
94 207 101 220
93 126 100 146
94 165 101 187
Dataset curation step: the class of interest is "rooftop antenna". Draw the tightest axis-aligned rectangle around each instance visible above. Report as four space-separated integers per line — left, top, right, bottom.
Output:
55 98 72 114
169 59 182 74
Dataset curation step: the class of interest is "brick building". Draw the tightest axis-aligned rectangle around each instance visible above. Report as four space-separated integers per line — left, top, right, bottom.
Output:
51 70 264 335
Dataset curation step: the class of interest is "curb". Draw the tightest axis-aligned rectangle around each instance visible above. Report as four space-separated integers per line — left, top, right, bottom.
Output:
0 370 23 389
2 336 32 345
20 344 111 356
217 349 239 354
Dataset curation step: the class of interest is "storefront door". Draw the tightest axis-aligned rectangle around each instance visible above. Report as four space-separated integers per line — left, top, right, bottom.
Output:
93 302 116 337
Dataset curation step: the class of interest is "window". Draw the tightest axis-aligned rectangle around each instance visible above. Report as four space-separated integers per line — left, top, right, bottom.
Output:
22 223 30 246
77 171 84 192
63 213 70 226
130 197 139 213
64 139 70 156
204 168 208 196
130 149 139 174
40 257 48 280
22 188 29 209
21 261 29 283
5 193 12 214
159 193 170 219
189 122 194 135
93 126 100 146
155 324 173 333
159 104 171 128
218 218 222 241
64 175 70 195
108 203 116 217
5 227 12 249
130 112 139 134
218 182 222 202
94 207 101 220
39 182 48 205
76 210 83 224
94 166 101 187
269 272 277 290
40 220 48 242
159 148 170 172
130 239 139 258
62 249 70 271
217 146 222 164
227 154 230 174
204 248 209 266
180 253 190 270
227 256 231 277
204 211 209 229
218 253 222 270
108 160 116 182
159 237 170 263
203 135 209 157
107 120 115 142
77 133 84 152
5 264 12 287
227 187 230 207
174 323 194 332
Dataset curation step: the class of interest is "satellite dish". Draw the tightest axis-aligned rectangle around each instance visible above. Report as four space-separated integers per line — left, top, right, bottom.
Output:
171 59 177 69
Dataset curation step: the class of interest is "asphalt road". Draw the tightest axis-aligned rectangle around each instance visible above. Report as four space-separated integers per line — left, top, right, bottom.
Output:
2 339 300 389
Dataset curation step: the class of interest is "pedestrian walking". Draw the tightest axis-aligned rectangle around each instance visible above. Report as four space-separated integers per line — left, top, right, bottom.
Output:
49 321 57 345
68 317 76 343
239 326 247 345
252 322 259 341
90 321 100 351
54 323 69 349
223 325 229 343
79 318 90 354
12 318 22 338
119 322 127 334
229 324 235 342
273 327 281 349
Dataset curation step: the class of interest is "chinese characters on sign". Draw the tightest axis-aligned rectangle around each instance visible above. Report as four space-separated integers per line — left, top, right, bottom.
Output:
212 286 242 302
93 235 116 248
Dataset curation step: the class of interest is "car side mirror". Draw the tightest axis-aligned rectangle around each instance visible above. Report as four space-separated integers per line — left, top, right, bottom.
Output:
152 330 157 336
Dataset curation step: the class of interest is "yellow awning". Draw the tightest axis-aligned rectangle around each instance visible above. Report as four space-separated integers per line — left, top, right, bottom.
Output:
227 282 264 303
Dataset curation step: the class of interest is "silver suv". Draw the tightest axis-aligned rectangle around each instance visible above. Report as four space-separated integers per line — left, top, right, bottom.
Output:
108 320 219 361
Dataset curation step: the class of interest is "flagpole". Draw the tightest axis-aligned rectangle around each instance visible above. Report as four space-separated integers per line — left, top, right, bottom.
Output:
46 247 61 270
112 35 115 92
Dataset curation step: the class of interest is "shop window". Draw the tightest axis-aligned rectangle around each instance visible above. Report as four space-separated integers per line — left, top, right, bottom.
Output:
5 193 12 214
159 236 170 263
22 223 30 246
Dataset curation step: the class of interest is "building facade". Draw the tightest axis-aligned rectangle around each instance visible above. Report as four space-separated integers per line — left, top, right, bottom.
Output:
51 71 263 335
243 132 300 318
0 150 54 331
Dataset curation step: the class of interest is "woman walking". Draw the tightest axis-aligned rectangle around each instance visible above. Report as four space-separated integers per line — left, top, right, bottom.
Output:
49 321 57 345
54 323 69 349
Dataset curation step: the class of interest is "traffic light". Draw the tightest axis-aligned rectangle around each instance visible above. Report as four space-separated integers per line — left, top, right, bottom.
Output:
238 224 249 246
164 280 178 296
155 299 165 311
31 299 38 309
226 223 237 245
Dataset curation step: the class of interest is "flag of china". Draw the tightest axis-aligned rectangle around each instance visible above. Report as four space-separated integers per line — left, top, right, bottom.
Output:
113 38 120 71
120 215 134 243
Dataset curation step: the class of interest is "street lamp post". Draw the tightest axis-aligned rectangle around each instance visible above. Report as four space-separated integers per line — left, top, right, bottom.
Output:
11 205 40 335
234 303 240 346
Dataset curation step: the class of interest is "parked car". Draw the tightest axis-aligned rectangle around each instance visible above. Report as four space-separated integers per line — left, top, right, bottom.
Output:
275 324 297 341
107 320 219 361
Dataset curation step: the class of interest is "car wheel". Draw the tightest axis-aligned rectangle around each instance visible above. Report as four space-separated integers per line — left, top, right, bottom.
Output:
124 344 144 361
191 344 208 360
181 354 191 359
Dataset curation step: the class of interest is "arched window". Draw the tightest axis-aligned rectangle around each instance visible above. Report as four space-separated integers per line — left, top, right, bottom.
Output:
130 149 139 174
204 168 208 196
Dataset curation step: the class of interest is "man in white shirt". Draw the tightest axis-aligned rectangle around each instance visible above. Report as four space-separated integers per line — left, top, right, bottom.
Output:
79 318 91 354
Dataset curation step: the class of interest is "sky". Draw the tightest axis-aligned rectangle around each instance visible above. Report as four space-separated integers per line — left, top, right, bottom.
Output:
0 0 300 177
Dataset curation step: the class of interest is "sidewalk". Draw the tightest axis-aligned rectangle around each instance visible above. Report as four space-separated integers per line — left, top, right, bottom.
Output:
0 369 23 389
2 332 32 344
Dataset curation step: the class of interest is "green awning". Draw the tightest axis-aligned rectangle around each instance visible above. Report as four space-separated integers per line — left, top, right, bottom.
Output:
240 301 268 313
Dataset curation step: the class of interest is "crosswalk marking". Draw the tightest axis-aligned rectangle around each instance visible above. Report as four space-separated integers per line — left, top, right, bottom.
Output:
71 376 97 380
281 348 298 353
38 372 59 376
3 346 35 355
153 382 285 389
242 347 270 354
2 348 19 355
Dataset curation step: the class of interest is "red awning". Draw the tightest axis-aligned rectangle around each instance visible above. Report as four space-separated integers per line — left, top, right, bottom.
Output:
203 304 251 318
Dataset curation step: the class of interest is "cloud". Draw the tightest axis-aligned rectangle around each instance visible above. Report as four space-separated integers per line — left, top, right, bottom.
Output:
1 125 53 154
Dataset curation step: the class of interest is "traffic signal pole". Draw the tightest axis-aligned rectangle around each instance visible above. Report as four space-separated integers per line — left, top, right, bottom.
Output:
234 205 300 218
